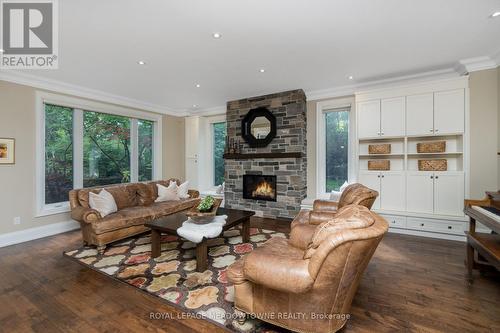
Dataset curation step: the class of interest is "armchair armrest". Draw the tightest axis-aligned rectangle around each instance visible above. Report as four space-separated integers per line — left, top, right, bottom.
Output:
243 249 314 294
71 206 101 224
313 199 338 212
188 189 200 198
309 211 337 225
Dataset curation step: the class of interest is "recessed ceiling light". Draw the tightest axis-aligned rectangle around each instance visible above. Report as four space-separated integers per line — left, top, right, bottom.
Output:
195 83 201 88
259 68 265 73
192 104 198 108
491 11 500 18
212 33 221 39
0 49 4 53
137 60 146 65
348 75 354 80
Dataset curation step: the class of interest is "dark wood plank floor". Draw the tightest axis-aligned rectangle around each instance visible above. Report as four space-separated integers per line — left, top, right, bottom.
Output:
0 217 498 333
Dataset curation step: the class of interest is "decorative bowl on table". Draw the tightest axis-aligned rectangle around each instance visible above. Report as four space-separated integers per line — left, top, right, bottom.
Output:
185 196 222 223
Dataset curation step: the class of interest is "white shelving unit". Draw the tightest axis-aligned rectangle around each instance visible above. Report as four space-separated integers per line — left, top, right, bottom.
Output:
355 77 473 241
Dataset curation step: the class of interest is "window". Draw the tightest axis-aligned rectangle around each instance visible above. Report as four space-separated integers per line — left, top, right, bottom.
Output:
45 104 73 204
212 122 226 186
83 112 131 187
325 110 349 191
316 99 354 196
37 92 161 216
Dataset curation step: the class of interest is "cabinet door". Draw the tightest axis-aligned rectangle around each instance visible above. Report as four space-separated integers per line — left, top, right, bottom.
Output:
381 97 405 137
357 100 381 139
358 172 381 209
433 172 464 216
380 172 405 211
434 89 464 134
185 158 198 189
406 93 434 136
185 117 199 158
406 172 434 214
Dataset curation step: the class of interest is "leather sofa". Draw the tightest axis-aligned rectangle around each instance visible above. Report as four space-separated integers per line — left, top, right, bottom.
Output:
227 205 388 333
69 179 199 253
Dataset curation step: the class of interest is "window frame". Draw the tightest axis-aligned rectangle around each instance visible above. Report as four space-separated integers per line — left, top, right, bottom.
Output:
207 115 226 188
316 98 357 197
35 91 163 217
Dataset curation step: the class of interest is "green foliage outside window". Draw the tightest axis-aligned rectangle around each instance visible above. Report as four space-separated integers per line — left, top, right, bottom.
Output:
45 104 73 204
83 111 131 187
325 110 349 192
138 120 154 181
213 122 226 186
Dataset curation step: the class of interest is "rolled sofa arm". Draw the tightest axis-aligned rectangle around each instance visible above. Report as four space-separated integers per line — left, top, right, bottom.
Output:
243 248 314 294
71 206 101 223
188 189 200 198
313 199 338 212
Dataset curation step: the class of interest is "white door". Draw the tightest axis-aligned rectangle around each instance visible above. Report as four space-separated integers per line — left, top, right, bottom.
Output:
380 97 405 137
185 158 199 189
434 89 465 134
380 172 405 211
406 93 434 136
185 116 199 158
433 172 464 216
358 171 381 209
406 172 434 214
357 100 381 139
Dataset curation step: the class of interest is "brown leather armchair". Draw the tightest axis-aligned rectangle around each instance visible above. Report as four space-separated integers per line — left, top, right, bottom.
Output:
227 205 388 333
291 183 379 230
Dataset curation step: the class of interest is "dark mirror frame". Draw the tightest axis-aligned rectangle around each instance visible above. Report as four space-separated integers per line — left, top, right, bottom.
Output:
241 107 277 148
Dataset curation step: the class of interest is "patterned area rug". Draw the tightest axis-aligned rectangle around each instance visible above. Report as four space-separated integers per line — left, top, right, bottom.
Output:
64 227 288 332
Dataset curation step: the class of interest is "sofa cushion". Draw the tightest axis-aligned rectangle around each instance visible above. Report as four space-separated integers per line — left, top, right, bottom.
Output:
93 197 199 234
78 183 143 210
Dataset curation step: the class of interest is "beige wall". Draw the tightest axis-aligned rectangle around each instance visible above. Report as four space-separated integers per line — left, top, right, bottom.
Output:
0 80 185 235
162 115 185 180
469 68 499 198
498 67 500 189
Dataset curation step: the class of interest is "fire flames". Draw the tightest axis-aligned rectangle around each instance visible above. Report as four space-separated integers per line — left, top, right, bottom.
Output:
252 180 275 199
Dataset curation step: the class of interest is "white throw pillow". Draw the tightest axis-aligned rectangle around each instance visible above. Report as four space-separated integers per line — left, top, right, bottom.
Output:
330 181 350 201
89 189 118 217
177 181 190 199
156 182 180 202
339 181 350 192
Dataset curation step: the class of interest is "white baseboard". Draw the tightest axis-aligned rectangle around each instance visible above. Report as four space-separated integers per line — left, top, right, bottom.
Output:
0 220 79 248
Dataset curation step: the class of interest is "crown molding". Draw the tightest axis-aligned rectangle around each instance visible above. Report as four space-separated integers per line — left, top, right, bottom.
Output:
0 70 189 116
457 56 498 74
189 105 226 116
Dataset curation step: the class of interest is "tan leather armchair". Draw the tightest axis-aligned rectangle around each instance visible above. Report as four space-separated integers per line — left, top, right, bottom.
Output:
291 183 378 230
227 205 388 333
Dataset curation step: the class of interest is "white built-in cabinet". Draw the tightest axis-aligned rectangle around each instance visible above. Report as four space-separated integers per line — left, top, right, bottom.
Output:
358 97 405 138
406 172 464 216
356 78 469 240
359 171 405 211
406 89 464 136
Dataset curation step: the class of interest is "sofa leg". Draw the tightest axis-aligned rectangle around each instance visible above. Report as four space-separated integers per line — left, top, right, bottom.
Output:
97 245 106 255
234 309 246 325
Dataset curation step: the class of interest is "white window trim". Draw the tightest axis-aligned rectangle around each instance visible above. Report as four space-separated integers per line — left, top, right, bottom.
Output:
207 115 226 188
316 97 357 197
35 91 163 217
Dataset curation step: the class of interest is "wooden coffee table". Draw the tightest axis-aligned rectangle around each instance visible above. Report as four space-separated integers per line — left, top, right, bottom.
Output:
145 207 255 272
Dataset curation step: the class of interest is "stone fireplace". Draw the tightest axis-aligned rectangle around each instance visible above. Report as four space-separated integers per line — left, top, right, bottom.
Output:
224 89 307 219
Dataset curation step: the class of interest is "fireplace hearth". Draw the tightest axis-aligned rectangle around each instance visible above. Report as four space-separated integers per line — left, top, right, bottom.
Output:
243 175 277 202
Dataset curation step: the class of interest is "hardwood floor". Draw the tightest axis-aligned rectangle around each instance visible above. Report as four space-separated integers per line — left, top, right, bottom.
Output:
0 217 498 333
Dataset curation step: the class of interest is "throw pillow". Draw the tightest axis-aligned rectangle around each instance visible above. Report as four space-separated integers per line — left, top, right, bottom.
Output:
177 181 190 199
155 182 180 202
89 189 118 217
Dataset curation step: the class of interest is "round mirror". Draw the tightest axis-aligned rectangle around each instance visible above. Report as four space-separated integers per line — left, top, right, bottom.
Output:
251 116 271 139
241 107 276 148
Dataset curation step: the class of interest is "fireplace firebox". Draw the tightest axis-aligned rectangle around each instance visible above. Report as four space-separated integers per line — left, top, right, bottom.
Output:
243 175 277 202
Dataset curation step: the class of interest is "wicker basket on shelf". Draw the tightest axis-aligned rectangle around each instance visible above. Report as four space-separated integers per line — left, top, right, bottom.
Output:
368 160 390 171
369 144 391 154
418 159 447 171
417 141 446 153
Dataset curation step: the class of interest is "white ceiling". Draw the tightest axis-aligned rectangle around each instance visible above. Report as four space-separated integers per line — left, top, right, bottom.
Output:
3 0 500 115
